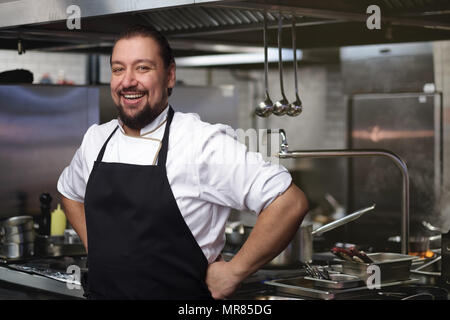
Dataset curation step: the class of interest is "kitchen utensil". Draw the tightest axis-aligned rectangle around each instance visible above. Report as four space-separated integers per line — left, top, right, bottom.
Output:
264 276 418 300
331 247 356 262
1 229 35 243
304 262 330 280
311 204 376 236
341 252 416 283
272 12 289 116
0 215 34 235
304 273 363 289
422 221 445 233
38 193 52 236
0 242 34 259
255 10 273 117
287 17 302 116
421 221 444 249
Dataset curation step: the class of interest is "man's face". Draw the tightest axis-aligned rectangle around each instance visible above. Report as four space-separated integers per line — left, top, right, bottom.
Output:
110 36 175 130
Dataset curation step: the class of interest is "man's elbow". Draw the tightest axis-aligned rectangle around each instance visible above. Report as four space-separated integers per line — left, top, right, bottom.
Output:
291 184 309 221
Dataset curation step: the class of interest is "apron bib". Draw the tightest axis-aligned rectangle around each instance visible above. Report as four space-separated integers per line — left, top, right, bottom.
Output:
84 107 212 300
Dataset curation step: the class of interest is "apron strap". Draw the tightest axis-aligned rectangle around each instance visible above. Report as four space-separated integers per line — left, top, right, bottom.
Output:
157 106 175 168
96 125 119 162
95 106 174 165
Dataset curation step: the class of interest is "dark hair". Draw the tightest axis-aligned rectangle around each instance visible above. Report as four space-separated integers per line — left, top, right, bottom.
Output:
110 25 175 96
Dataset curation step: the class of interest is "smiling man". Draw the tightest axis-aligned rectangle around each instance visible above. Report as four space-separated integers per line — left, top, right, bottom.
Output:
110 32 175 135
57 25 309 300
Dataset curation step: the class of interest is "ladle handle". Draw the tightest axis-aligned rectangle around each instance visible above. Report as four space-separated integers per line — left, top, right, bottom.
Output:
277 12 286 99
292 18 299 96
263 10 269 96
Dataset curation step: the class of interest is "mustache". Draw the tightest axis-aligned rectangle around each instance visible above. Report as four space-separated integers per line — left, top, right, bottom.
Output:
119 87 147 94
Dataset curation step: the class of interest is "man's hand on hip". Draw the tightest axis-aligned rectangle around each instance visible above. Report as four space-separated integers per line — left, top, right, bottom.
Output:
205 256 243 300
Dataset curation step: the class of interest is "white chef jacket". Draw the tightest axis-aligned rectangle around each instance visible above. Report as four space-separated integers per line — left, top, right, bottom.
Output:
57 105 292 263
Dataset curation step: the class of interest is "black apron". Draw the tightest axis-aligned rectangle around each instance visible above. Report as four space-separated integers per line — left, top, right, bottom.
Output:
83 107 213 300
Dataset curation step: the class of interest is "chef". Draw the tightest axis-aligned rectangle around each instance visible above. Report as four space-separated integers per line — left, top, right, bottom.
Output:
57 25 309 300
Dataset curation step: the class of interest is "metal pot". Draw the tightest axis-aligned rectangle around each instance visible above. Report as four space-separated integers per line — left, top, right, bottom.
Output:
0 215 36 259
1 216 34 235
0 242 34 259
0 215 35 244
1 229 35 243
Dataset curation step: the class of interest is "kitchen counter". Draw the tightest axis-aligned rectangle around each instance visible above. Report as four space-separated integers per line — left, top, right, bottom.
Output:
0 256 86 299
0 255 447 300
0 264 84 299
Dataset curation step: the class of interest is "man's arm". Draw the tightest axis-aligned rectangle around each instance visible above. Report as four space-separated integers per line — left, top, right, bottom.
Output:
205 183 309 299
61 195 88 251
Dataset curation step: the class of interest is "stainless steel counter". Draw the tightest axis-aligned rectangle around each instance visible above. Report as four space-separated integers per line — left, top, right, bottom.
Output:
0 257 446 300
0 264 84 299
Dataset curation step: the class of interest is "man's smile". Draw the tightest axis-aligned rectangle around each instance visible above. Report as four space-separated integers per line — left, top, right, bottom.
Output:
120 91 146 105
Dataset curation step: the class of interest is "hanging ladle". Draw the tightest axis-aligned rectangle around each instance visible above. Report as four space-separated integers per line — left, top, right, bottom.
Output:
287 17 303 116
255 10 273 117
273 12 289 116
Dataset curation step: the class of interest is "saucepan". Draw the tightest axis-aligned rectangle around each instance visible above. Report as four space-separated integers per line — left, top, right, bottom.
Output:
226 204 376 268
0 215 36 259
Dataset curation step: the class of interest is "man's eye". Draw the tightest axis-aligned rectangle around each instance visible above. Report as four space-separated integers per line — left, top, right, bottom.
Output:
112 67 124 73
137 65 150 71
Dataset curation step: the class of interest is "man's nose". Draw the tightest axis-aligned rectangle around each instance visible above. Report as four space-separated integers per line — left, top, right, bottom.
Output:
121 70 138 88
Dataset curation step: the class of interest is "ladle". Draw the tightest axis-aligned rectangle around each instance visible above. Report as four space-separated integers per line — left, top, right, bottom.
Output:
255 10 273 117
287 17 303 116
272 12 289 116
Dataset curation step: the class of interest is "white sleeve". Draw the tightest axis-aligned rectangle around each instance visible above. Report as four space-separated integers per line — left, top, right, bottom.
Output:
196 124 292 215
57 125 97 203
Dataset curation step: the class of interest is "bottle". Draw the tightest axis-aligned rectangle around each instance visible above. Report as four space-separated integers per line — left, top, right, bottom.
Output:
39 193 52 236
50 204 67 236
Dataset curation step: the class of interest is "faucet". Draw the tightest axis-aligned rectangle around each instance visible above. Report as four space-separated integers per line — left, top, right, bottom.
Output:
276 129 410 254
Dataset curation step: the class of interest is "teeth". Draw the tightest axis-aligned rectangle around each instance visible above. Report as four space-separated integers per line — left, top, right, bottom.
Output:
123 93 144 99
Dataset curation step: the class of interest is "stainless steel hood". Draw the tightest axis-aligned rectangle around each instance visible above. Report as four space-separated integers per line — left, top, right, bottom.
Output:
0 0 449 58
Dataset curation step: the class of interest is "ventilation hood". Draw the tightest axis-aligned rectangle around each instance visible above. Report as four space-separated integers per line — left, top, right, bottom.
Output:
0 0 449 63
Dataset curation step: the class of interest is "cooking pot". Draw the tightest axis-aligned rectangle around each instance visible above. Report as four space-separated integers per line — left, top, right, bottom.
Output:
225 204 376 268
0 216 36 259
0 215 35 244
0 242 34 259
0 216 34 236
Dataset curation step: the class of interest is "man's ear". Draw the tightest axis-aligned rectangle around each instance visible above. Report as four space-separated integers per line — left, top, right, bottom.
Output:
167 62 176 89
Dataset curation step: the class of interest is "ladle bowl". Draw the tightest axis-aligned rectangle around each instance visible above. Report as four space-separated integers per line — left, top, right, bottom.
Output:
256 93 273 117
273 97 289 115
255 10 273 117
287 93 302 116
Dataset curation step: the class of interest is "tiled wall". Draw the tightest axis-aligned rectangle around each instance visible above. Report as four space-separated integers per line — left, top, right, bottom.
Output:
0 49 88 85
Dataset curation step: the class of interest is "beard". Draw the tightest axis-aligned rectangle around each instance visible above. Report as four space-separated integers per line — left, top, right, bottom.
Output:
115 94 167 131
